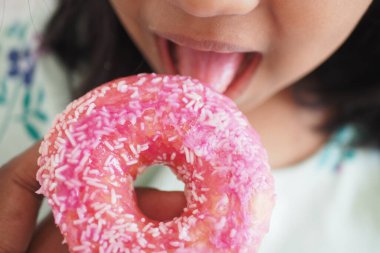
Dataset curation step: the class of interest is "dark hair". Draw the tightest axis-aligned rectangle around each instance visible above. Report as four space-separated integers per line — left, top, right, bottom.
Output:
42 0 380 147
42 0 152 96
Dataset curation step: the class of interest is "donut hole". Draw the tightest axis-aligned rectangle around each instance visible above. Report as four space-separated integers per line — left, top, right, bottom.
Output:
134 165 186 221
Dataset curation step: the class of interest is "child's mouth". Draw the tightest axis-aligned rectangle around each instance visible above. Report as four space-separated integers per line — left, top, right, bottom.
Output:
157 36 262 98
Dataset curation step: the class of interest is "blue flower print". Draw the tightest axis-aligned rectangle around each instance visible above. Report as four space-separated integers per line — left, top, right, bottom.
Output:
0 45 48 142
7 48 36 87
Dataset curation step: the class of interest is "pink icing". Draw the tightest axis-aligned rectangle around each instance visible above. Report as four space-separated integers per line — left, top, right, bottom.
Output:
37 74 275 253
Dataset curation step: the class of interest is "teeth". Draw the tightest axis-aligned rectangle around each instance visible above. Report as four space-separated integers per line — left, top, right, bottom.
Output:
170 42 246 93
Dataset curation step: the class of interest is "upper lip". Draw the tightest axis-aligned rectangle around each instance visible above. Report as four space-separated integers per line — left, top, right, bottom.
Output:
154 31 253 53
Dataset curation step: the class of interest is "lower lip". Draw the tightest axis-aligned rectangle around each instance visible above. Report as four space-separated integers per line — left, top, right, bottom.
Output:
157 37 262 99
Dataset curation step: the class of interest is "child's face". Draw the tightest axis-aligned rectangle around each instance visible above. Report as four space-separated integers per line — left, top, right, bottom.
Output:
110 0 372 112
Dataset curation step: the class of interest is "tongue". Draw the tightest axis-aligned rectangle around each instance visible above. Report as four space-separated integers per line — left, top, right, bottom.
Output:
175 45 244 93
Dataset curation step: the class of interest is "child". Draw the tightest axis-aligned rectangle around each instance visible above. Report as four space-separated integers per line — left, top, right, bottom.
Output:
0 0 379 252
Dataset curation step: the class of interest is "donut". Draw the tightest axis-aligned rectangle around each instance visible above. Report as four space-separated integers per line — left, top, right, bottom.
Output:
37 74 275 253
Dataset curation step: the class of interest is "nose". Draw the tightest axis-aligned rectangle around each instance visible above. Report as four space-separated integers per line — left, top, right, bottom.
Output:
170 0 260 17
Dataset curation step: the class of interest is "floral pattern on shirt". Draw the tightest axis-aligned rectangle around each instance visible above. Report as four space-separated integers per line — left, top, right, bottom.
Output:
318 125 357 173
0 22 48 142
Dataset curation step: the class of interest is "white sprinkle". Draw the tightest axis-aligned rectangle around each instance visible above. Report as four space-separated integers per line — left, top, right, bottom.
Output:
73 218 87 225
105 155 113 165
189 151 194 164
126 159 138 166
55 164 69 174
101 86 110 94
114 143 124 149
117 81 128 92
143 223 153 232
136 77 147 85
140 143 149 151
121 153 130 163
126 223 139 232
64 129 76 146
95 205 111 219
54 171 66 181
104 141 114 151
78 206 86 219
72 245 90 251
179 226 190 241
131 90 139 98
129 144 138 156
153 135 160 141
151 77 162 83
194 172 204 180
199 194 207 203
125 214 134 219
194 101 204 112
106 209 117 218
169 241 181 247
65 179 81 188
184 147 190 163
86 103 96 116
85 178 107 189
89 170 100 176
185 99 196 109
92 202 107 210
182 84 188 93
168 136 177 142
138 237 147 247
78 96 96 112
170 152 176 161
149 228 160 237
147 244 156 249
48 182 57 191
79 152 90 167
111 189 117 204
52 193 61 206
186 92 201 101
118 118 127 125
136 145 141 154
198 157 203 166
158 223 167 234
118 137 128 142
129 101 140 109
56 137 66 144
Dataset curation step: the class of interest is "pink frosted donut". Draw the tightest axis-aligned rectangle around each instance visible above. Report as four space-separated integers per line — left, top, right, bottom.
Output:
37 74 275 253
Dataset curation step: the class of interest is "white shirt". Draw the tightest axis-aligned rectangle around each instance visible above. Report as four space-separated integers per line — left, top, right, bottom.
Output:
0 1 70 165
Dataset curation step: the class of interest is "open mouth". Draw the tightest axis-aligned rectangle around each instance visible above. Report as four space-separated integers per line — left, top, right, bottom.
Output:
158 37 262 98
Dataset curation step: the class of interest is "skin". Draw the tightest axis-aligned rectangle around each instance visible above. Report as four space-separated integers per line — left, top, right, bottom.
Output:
110 0 372 167
0 0 373 252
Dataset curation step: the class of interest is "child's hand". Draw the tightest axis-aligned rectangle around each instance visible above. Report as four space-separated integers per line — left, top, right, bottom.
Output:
0 143 186 252
0 143 44 253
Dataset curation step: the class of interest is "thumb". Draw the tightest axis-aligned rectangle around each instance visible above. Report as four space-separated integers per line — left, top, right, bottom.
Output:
135 188 187 221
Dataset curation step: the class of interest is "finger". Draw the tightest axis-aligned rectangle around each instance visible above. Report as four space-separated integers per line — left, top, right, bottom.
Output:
0 142 42 253
27 214 69 253
135 188 187 221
